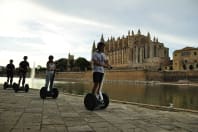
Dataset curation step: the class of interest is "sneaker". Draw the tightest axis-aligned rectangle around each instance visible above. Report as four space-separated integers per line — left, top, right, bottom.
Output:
99 100 104 104
96 94 100 100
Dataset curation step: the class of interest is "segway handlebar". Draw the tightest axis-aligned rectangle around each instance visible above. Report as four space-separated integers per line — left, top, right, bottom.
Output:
105 66 112 70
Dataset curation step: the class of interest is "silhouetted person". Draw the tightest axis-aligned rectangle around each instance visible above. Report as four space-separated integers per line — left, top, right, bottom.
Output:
18 56 29 87
45 55 56 92
6 59 15 85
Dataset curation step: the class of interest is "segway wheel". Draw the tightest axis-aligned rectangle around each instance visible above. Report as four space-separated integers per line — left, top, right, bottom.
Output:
84 93 97 111
13 83 18 93
3 82 8 89
24 84 29 92
100 93 109 109
52 88 59 99
40 87 47 99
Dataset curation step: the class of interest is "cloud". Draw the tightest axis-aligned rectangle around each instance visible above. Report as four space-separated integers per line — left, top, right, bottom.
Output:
0 0 197 67
0 0 117 66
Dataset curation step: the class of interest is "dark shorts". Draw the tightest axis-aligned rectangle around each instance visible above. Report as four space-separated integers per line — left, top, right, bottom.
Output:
7 72 14 78
93 72 104 83
19 71 27 78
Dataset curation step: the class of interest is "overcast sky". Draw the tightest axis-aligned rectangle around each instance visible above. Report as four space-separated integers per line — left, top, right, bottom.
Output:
0 0 197 68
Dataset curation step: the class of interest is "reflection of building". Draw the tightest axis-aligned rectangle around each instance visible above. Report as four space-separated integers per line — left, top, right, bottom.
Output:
173 47 198 70
92 30 170 70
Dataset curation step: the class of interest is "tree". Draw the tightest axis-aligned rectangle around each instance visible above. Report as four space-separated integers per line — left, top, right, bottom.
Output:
75 57 91 71
55 58 68 72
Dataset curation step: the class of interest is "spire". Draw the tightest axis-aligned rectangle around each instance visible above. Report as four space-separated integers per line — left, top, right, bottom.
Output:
92 41 96 52
137 29 141 35
128 30 130 36
153 37 156 42
147 32 150 40
132 30 134 36
100 34 105 43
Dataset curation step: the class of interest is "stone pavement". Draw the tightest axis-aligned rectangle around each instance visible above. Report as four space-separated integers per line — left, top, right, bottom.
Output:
0 88 198 132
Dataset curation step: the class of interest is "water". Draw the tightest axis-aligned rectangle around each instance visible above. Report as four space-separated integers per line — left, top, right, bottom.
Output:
0 77 198 110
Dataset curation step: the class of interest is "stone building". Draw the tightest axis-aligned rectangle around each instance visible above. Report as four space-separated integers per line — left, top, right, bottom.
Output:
173 47 198 70
92 30 170 70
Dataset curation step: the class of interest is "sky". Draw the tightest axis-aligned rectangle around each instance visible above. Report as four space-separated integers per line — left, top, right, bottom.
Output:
0 0 197 68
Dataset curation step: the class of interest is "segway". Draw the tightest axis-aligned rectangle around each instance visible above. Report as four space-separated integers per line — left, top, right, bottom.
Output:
40 87 59 99
84 72 110 111
3 82 14 90
84 92 109 111
40 72 59 99
13 82 29 93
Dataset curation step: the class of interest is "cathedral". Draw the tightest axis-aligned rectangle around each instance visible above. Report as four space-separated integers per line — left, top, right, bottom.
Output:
92 29 170 70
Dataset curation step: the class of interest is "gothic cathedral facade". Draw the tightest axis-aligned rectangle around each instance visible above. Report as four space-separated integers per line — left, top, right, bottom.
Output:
92 30 170 70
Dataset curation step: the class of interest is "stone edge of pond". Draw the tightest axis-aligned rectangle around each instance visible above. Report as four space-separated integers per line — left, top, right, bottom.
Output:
63 92 198 114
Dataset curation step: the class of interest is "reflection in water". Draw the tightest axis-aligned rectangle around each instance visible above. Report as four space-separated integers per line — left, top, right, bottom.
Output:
55 81 198 110
55 82 86 95
0 77 197 110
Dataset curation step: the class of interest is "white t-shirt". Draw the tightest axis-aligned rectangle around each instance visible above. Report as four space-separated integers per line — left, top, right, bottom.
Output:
92 51 107 73
46 62 56 74
48 63 56 71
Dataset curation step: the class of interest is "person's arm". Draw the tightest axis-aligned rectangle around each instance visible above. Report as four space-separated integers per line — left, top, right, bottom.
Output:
92 57 111 68
92 59 102 66
103 54 111 69
27 62 30 71
19 62 22 71
53 63 56 71
46 62 50 71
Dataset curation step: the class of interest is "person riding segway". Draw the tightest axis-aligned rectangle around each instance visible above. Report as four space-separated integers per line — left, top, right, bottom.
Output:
84 42 112 110
40 55 58 99
13 56 30 92
4 59 15 89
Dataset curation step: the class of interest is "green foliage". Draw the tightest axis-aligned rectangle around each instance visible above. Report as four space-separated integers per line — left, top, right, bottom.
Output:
74 57 91 71
55 58 68 72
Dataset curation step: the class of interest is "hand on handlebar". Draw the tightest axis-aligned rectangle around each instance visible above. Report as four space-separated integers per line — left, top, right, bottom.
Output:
105 65 112 70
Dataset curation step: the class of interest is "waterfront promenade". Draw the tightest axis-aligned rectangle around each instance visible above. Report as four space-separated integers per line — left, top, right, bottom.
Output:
0 87 198 132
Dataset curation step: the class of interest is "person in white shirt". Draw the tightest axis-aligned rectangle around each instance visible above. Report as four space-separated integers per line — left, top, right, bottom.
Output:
92 42 111 102
45 55 56 91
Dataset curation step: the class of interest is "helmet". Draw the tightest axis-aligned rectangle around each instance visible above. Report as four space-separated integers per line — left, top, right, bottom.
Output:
49 55 54 60
23 56 28 59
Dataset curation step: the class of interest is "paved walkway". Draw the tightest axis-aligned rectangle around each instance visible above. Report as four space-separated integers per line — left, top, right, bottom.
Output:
0 87 198 132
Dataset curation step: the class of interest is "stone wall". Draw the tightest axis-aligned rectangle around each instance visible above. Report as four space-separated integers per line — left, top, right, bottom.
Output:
36 70 198 82
54 70 147 81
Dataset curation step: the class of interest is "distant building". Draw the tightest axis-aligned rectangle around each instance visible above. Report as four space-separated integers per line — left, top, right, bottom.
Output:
173 47 198 70
67 53 75 71
92 29 170 70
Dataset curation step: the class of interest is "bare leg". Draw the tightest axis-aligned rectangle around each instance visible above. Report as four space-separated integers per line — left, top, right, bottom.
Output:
10 75 13 85
49 73 54 92
45 73 50 90
7 76 10 83
92 82 99 94
96 83 101 94
18 76 22 86
22 74 26 87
